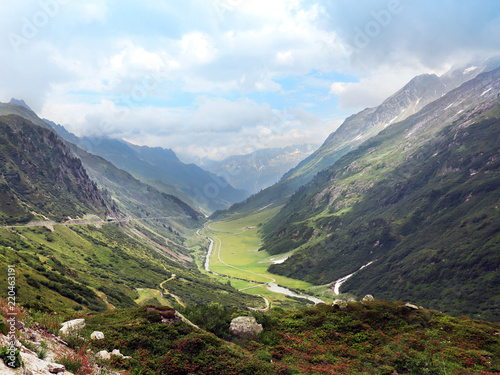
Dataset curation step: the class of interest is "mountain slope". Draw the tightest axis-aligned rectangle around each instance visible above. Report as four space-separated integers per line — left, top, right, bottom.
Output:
0 114 113 224
213 61 499 219
261 67 500 321
55 135 249 214
67 143 202 223
0 102 53 131
66 142 204 257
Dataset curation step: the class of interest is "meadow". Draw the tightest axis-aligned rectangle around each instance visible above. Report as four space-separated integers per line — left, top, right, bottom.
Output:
197 207 334 309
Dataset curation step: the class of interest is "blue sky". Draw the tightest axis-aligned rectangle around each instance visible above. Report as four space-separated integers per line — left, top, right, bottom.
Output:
1 0 499 161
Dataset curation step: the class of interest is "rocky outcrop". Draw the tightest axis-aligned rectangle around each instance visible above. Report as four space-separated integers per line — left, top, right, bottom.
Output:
229 316 263 338
59 319 85 337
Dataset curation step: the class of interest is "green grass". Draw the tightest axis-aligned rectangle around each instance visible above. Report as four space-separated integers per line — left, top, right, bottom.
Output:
199 207 332 308
46 300 500 375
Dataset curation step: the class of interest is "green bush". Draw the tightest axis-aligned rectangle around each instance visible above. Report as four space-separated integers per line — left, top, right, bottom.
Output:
0 345 23 368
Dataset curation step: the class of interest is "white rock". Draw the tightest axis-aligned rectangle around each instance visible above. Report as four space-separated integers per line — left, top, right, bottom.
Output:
361 295 374 303
59 318 85 336
91 331 105 340
404 303 419 310
47 363 66 373
111 349 124 357
96 350 111 361
229 316 263 337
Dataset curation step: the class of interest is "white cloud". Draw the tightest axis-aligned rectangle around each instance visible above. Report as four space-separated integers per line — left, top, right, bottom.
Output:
2 0 499 161
330 64 437 110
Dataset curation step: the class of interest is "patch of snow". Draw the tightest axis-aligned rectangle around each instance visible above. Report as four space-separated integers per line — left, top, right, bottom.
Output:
385 115 399 128
271 256 289 264
463 66 478 74
445 102 456 110
480 87 492 97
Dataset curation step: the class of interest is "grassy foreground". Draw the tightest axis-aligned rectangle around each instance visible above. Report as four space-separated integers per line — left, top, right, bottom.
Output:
6 299 499 374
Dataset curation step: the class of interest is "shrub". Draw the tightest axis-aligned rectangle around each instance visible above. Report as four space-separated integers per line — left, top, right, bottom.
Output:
0 345 23 368
55 346 93 375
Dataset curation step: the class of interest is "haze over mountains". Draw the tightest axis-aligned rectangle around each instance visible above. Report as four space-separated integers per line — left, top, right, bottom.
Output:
202 144 318 194
0 57 498 324
215 58 500 218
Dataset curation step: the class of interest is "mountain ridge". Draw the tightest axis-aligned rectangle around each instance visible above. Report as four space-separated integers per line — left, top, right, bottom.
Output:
212 59 500 220
0 114 115 224
260 66 500 320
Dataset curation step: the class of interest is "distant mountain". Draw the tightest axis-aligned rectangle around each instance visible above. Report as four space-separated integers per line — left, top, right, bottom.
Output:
0 114 114 224
213 58 500 219
0 102 53 130
59 136 249 214
9 98 33 111
202 144 318 194
261 67 500 321
67 142 203 228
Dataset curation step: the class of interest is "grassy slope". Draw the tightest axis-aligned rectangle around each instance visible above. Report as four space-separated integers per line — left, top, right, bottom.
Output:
37 301 500 375
0 221 263 313
261 85 500 320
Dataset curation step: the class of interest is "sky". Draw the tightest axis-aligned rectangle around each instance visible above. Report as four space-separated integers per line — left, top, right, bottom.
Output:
1 0 499 162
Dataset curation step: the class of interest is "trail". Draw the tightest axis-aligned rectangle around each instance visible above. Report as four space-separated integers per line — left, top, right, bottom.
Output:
159 274 185 307
197 224 324 307
0 215 191 229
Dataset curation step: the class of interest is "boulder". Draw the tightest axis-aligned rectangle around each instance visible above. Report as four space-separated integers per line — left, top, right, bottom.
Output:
47 363 65 373
59 318 85 336
361 295 374 303
229 316 263 337
96 350 111 361
91 331 105 340
111 349 123 357
404 303 419 310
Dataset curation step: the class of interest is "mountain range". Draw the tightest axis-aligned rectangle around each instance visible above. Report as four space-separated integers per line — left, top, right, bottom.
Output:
213 58 500 219
0 58 498 323
201 144 318 194
259 66 500 321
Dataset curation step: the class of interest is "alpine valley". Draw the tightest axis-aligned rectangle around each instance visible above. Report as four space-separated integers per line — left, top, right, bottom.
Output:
0 62 499 374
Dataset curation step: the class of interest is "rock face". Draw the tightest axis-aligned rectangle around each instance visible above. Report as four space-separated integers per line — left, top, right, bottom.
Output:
59 318 85 336
229 316 263 337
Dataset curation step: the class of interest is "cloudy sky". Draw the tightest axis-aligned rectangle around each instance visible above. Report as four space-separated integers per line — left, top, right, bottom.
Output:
1 0 499 161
